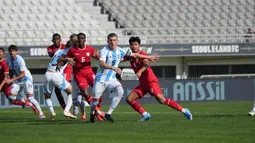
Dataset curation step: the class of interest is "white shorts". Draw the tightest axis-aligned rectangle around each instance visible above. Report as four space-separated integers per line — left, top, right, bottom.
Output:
11 76 33 95
44 71 70 94
93 80 122 99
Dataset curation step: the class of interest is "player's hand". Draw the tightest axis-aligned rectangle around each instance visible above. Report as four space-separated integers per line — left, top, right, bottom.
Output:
148 55 160 63
67 58 76 66
112 67 122 75
136 72 142 78
5 79 13 84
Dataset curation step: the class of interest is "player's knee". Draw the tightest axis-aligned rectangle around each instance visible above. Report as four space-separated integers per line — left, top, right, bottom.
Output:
126 96 133 103
116 86 124 99
156 95 166 104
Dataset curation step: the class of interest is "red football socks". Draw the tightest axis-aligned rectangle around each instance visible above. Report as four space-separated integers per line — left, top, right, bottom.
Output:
130 100 146 115
11 100 23 106
164 98 183 111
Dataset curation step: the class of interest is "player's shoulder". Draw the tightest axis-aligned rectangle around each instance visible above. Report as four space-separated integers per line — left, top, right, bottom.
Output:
16 55 25 64
47 44 54 49
86 45 94 49
60 44 66 49
101 46 109 53
139 50 147 55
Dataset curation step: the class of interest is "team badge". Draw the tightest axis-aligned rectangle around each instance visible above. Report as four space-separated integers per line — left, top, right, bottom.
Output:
86 52 90 57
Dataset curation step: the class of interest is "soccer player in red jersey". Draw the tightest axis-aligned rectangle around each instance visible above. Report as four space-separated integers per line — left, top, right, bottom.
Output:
0 47 37 113
47 33 70 109
125 37 193 121
67 33 104 121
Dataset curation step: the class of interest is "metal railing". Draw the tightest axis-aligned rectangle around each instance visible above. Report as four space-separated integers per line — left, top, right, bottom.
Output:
200 74 255 79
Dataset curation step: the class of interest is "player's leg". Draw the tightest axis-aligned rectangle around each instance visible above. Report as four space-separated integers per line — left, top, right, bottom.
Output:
8 83 27 108
43 73 56 119
126 86 151 121
248 98 255 116
3 84 23 106
25 79 45 118
54 73 76 119
90 82 106 123
151 82 192 120
74 74 89 120
87 73 105 120
104 80 124 123
54 87 66 110
3 83 38 114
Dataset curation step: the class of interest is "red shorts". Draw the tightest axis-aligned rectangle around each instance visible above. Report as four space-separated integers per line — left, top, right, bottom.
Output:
74 72 95 90
133 81 163 98
1 84 11 98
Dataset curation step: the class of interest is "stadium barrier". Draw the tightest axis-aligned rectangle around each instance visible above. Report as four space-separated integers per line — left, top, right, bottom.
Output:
0 78 254 108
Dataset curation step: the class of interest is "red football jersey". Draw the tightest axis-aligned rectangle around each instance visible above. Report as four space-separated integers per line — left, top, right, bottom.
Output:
47 44 66 55
66 45 96 75
0 59 9 82
124 51 157 83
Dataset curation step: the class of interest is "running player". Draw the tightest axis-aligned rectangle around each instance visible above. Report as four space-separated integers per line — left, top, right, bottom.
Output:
6 45 44 118
90 33 159 123
125 37 192 121
0 47 37 113
66 33 104 121
44 40 77 120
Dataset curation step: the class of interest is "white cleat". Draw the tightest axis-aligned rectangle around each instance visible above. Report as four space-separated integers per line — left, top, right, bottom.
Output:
248 111 255 116
64 111 77 119
49 113 56 120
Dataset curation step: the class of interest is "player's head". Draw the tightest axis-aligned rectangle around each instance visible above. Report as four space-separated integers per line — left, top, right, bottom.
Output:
0 47 4 59
70 33 77 41
129 36 141 53
8 45 18 58
52 33 61 46
77 33 86 47
107 33 118 50
66 40 74 48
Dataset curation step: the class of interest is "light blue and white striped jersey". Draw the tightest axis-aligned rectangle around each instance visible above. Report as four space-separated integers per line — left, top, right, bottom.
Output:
47 47 70 73
95 46 132 82
7 55 33 82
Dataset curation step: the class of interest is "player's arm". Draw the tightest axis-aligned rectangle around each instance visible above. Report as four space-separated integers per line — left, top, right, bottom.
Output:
130 53 159 63
99 49 121 74
47 47 54 58
6 58 26 84
136 59 149 78
92 50 100 60
58 55 76 66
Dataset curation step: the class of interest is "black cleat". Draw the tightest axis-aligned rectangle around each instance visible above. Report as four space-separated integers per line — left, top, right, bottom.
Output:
90 114 95 123
105 114 115 123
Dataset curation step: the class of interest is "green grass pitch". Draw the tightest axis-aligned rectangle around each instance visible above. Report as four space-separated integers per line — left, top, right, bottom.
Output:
0 102 254 143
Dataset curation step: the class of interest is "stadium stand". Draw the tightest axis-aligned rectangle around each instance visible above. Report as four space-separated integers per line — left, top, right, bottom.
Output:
0 0 122 46
97 0 255 44
0 0 254 46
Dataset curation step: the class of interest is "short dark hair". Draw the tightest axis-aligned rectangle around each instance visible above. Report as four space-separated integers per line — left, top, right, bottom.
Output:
70 33 77 39
52 33 61 39
107 33 118 39
0 47 4 53
66 40 74 48
8 45 18 51
77 33 86 38
129 36 141 45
